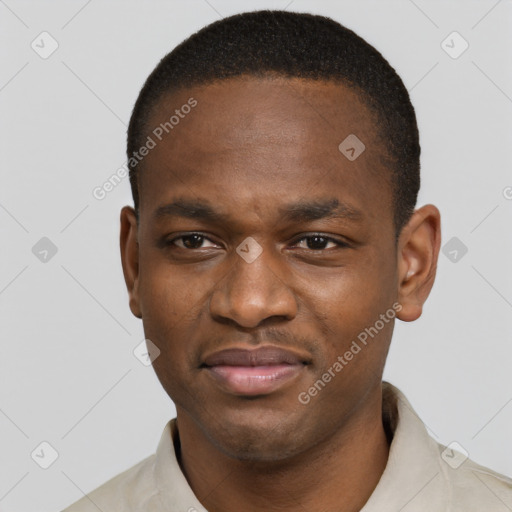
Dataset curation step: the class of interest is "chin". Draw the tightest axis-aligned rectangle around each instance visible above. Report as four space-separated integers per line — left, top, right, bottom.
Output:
215 433 302 462
201 412 308 463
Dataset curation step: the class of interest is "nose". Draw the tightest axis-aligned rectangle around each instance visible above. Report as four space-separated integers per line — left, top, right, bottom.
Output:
209 245 298 329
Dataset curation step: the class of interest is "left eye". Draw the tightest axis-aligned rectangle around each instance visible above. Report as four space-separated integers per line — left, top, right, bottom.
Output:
293 235 346 250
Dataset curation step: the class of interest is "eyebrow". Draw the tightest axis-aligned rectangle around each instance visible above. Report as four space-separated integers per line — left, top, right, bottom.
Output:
152 197 363 224
279 198 363 223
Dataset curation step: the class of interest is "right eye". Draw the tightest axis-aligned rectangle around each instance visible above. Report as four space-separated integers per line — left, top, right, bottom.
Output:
166 233 219 250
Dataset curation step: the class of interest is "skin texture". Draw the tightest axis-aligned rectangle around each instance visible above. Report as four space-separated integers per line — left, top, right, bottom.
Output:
120 76 441 512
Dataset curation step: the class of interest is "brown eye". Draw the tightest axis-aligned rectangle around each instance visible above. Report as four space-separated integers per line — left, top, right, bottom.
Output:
294 235 348 251
169 234 217 249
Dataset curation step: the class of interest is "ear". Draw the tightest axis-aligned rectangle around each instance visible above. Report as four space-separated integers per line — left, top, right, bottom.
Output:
120 206 142 319
396 204 441 322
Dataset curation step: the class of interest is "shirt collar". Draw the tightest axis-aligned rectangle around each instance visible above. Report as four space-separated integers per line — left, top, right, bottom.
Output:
361 382 447 511
153 417 208 511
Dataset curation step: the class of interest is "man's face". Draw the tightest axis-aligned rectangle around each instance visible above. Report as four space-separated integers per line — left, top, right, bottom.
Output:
126 77 401 461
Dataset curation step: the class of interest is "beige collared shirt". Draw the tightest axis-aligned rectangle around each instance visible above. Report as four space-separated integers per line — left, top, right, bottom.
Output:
62 382 512 511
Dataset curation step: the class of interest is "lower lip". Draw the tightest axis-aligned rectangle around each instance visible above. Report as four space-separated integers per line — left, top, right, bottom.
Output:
205 364 304 396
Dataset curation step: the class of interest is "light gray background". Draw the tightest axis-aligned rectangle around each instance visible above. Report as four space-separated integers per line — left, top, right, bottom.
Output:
1 0 511 510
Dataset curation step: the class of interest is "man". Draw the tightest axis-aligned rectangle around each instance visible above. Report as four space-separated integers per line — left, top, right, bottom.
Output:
63 9 512 512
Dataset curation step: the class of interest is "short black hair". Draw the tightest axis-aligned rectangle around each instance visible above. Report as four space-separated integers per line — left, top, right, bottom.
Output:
127 9 420 233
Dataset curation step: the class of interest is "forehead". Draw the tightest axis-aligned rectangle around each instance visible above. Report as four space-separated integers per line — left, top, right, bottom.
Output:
137 76 393 230
147 75 382 152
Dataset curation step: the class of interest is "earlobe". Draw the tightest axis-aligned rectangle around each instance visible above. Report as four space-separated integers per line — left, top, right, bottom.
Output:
120 206 142 319
396 204 441 322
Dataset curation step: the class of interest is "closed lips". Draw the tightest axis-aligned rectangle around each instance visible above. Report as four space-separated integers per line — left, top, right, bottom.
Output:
201 346 311 396
201 346 309 367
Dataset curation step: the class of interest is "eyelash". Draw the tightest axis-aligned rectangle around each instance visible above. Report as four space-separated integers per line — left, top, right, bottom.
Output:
166 233 350 251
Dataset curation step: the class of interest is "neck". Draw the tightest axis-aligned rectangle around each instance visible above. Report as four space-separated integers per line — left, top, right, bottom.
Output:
175 389 390 512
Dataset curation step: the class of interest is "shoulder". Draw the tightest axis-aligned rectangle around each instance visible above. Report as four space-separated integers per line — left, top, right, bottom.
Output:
381 383 512 511
61 454 160 512
437 443 512 511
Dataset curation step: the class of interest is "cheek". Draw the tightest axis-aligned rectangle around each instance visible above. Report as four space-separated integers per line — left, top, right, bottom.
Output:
138 267 200 402
138 248 207 317
306 255 397 352
137 256 203 365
